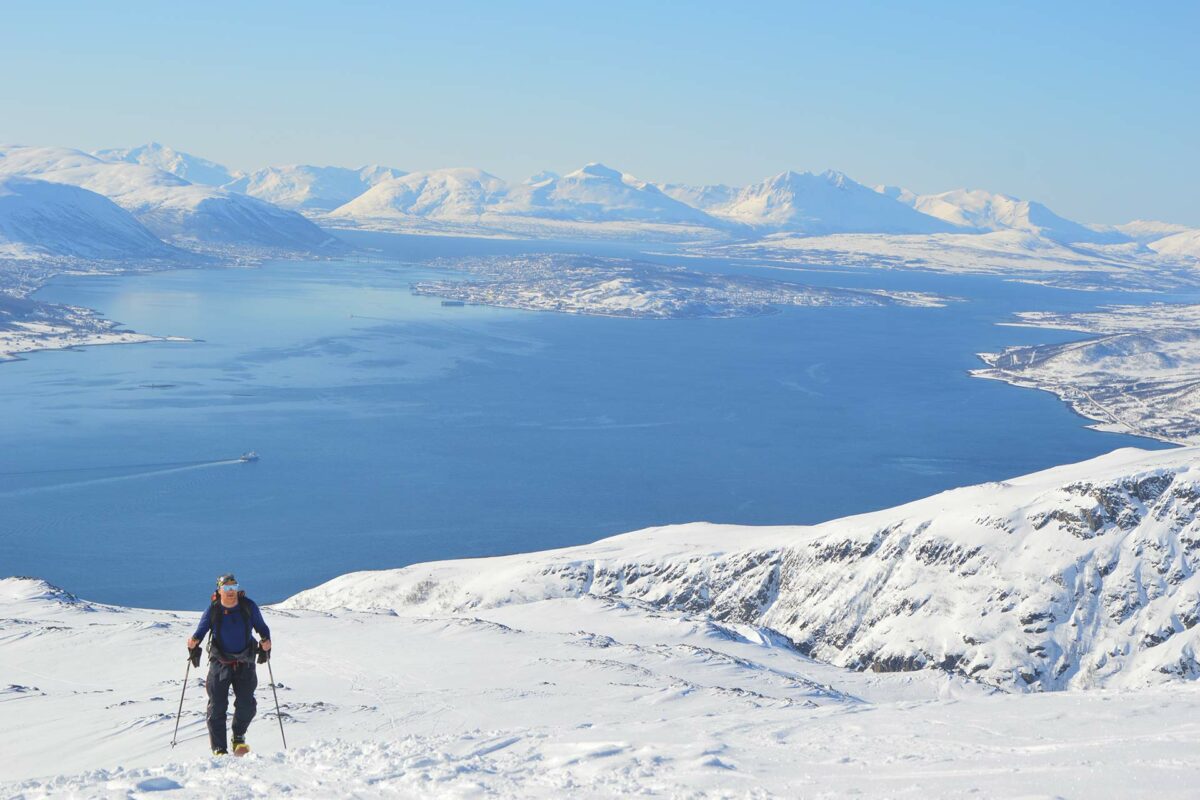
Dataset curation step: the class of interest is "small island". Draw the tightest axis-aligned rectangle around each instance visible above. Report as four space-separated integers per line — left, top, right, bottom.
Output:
411 254 949 319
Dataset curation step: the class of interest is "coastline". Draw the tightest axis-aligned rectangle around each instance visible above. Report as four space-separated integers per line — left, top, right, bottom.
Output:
0 246 342 366
972 303 1200 446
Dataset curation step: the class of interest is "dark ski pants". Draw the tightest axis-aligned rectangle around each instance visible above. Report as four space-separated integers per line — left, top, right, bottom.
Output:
206 659 257 750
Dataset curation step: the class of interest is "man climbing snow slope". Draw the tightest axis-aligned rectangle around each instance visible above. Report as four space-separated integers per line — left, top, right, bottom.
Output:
186 573 272 756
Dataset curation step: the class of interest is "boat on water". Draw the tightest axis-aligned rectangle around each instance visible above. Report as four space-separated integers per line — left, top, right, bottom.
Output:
238 451 259 462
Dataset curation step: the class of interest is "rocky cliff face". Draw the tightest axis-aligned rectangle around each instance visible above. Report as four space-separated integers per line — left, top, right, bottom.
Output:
284 446 1200 692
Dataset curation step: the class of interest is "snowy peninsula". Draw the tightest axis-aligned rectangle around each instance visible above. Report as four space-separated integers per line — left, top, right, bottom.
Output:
975 303 1200 444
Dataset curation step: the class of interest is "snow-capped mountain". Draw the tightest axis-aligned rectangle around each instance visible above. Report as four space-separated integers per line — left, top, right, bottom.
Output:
708 170 955 235
494 163 721 225
0 146 339 252
898 188 1124 244
657 182 739 211
326 167 508 220
226 164 406 212
93 142 238 187
0 176 180 260
327 163 721 229
1112 219 1194 243
286 445 1200 693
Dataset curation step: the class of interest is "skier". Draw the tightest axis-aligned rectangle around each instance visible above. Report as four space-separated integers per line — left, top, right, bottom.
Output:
186 573 272 756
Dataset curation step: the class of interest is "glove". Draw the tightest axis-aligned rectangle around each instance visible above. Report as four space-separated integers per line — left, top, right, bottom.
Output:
189 646 202 668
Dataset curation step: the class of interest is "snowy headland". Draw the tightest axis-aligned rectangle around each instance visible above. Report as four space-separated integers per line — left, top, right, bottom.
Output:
6 445 1200 797
976 303 1200 444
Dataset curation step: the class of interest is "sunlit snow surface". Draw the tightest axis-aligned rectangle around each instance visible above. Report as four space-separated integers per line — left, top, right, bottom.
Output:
7 446 1200 797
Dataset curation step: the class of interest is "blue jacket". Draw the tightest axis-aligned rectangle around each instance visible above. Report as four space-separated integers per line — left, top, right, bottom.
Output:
192 598 271 655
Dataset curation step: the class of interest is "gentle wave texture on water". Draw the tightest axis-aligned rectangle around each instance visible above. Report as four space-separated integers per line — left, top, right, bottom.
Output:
0 235 1179 608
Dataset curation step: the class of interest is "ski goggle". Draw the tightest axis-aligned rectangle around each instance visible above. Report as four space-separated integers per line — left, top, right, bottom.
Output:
218 583 240 592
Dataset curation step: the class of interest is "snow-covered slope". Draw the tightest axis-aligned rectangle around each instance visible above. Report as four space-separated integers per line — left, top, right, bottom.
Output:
10 574 1200 797
710 170 955 234
11 447 1200 794
905 188 1124 244
1112 219 1193 243
93 142 238 187
1150 228 1200 260
494 163 721 226
286 445 1200 693
0 176 179 260
872 183 919 206
0 146 339 253
227 164 406 211
327 167 507 221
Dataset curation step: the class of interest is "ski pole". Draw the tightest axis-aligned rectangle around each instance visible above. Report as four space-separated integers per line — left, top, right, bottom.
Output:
170 656 191 748
266 658 287 749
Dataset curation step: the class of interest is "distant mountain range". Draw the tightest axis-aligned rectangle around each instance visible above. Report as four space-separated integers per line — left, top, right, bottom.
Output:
0 141 1197 263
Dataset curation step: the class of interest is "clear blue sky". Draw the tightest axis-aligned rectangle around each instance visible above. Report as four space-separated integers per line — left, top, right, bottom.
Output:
3 1 1196 224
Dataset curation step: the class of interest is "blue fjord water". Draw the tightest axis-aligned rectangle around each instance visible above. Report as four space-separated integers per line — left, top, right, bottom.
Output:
0 236 1178 608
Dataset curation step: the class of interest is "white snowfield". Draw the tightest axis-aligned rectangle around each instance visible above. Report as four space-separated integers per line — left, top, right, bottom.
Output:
8 447 1200 797
1151 228 1200 260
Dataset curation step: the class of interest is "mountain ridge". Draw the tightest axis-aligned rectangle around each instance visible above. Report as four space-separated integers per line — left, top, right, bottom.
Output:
284 445 1200 692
